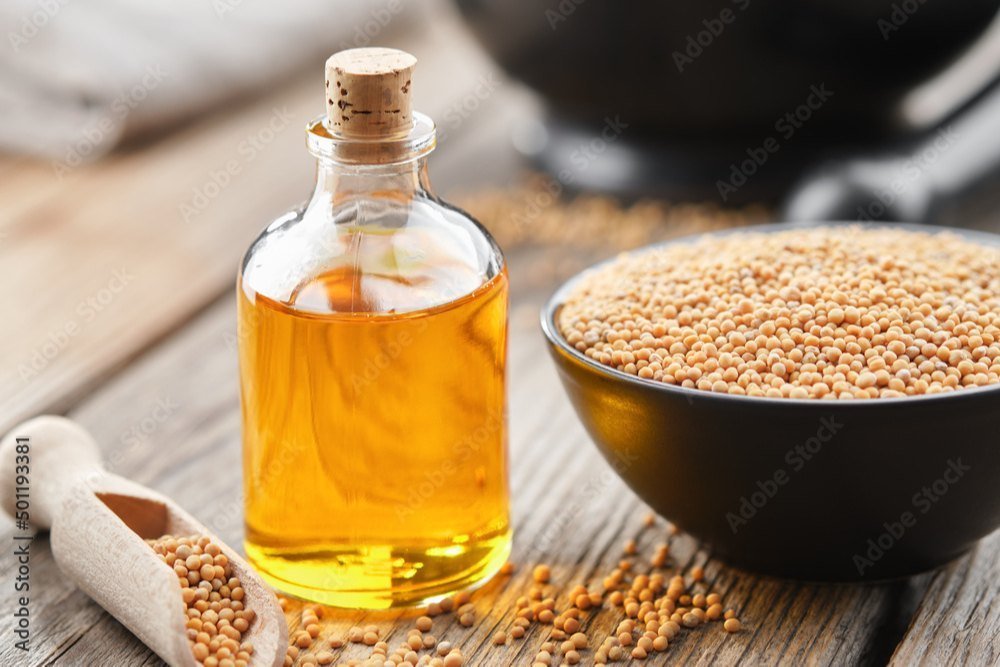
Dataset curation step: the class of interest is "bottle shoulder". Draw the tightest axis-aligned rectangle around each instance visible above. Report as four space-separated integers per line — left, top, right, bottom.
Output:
239 192 504 315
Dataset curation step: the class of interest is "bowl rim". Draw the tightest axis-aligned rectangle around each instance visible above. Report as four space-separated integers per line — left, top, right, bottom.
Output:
540 220 1000 408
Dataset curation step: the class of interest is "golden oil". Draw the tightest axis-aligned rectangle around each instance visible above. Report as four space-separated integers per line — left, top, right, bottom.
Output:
237 48 510 608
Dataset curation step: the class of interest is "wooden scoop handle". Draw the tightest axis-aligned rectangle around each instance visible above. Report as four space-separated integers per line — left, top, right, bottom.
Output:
0 415 106 529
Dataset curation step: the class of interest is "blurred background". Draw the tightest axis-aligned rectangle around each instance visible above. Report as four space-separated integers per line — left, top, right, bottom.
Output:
2 0 1000 428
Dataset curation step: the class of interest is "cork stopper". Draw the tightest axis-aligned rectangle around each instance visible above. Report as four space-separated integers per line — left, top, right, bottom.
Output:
325 48 417 139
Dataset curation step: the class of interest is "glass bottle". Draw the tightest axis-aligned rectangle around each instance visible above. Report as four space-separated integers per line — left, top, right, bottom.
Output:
237 48 510 608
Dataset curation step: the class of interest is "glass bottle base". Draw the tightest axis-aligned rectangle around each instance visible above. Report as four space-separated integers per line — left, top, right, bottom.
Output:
245 531 512 609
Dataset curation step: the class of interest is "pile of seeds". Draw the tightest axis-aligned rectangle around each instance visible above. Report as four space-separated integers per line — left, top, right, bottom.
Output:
457 176 765 254
456 176 764 287
276 513 742 666
559 226 1000 399
148 535 256 666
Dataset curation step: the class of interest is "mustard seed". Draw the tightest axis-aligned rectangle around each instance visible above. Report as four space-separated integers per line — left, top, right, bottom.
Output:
148 535 256 667
533 565 551 583
559 227 1000 399
724 618 742 633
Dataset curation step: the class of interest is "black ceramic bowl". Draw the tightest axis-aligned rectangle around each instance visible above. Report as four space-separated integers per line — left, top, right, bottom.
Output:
541 222 1000 581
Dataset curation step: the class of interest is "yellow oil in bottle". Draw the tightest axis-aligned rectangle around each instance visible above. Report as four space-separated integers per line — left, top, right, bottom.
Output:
238 230 510 608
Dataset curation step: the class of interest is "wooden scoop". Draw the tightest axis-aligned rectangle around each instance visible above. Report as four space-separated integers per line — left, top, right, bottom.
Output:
0 416 287 667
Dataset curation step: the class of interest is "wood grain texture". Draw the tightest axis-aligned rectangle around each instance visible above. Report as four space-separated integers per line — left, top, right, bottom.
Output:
0 8 522 437
3 275 989 666
2 5 999 666
889 530 1000 666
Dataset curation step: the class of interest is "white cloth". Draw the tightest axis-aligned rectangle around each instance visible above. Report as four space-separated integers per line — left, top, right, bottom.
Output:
0 0 417 160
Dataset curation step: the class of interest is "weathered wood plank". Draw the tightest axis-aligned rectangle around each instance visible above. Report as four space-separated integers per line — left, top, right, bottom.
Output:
0 12 522 437
0 277 951 666
889 531 1000 666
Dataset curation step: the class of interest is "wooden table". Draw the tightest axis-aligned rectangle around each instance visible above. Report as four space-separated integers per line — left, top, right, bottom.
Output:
2 12 998 666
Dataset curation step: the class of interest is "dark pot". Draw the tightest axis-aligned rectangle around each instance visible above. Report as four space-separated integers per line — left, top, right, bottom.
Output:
541 222 1000 581
456 1 1000 202
457 0 998 140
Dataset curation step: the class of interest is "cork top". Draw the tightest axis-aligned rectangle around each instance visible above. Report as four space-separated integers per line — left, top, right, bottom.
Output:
325 48 417 139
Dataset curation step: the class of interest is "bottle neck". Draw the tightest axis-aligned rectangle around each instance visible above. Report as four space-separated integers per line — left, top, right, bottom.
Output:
310 156 434 203
304 111 437 207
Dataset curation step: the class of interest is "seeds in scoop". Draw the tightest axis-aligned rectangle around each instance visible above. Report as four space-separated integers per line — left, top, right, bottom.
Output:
148 535 255 667
559 227 1000 399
